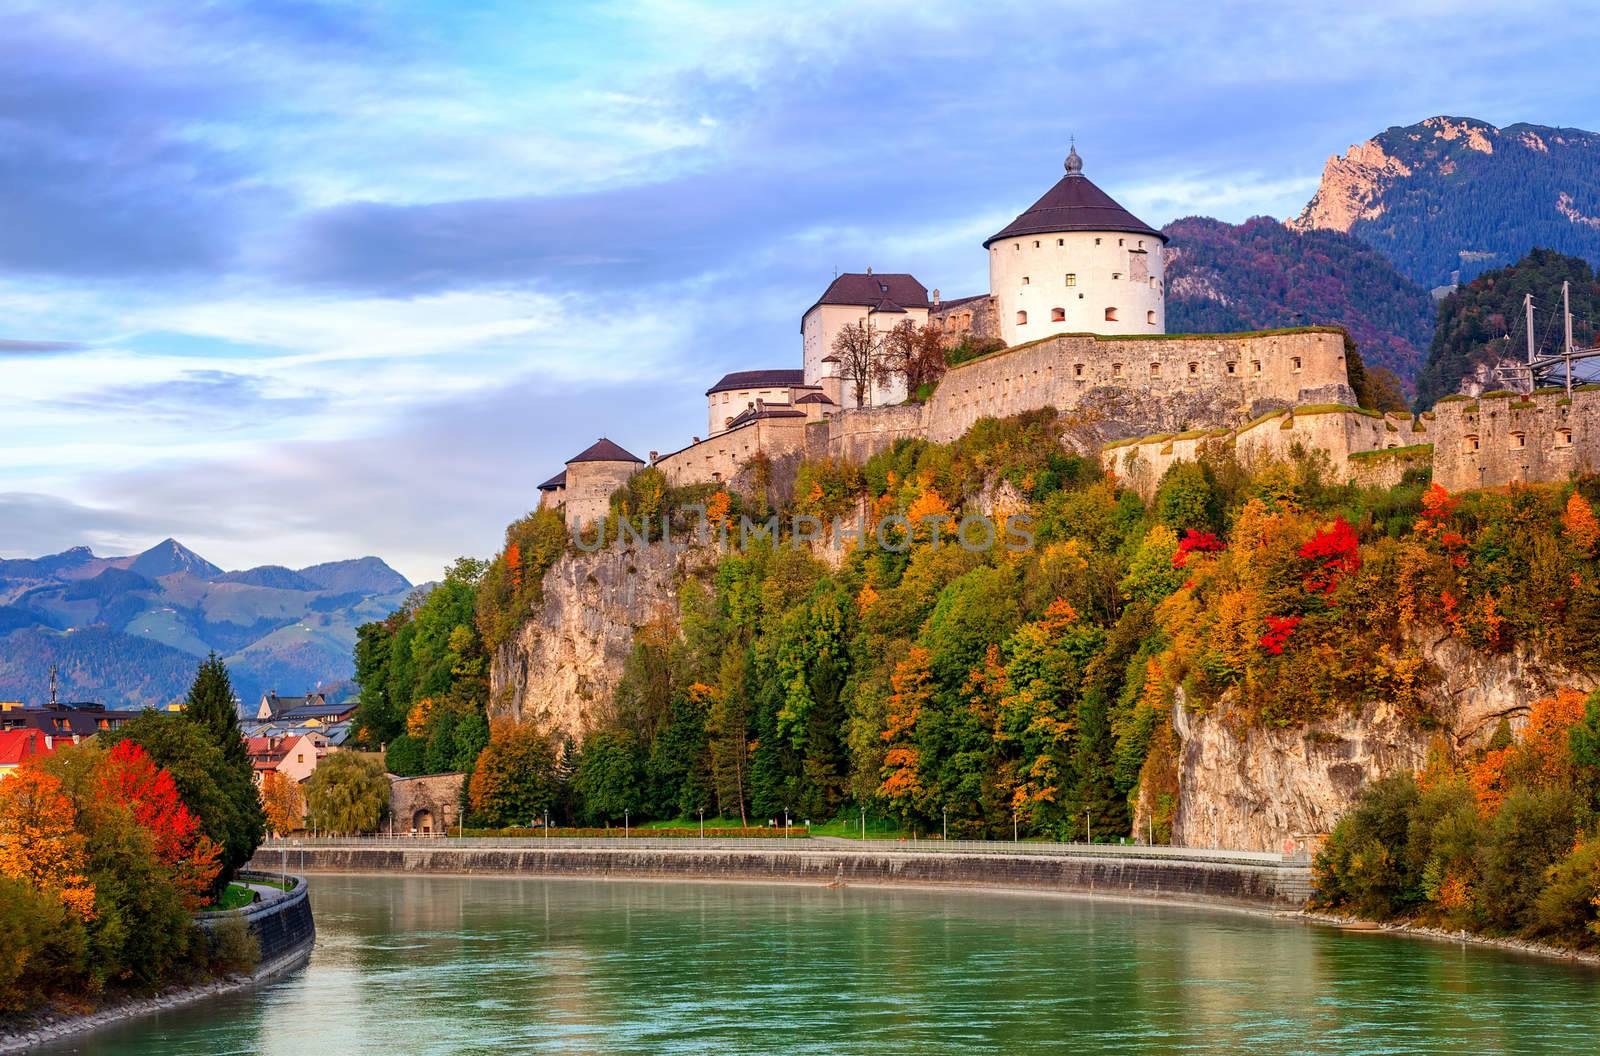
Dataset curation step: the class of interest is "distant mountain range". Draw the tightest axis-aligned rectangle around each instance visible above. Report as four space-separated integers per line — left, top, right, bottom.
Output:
1290 116 1600 288
0 539 414 712
1165 216 1435 382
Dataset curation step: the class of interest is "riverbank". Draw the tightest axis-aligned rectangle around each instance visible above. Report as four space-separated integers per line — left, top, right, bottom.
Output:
0 874 316 1054
1297 909 1600 968
249 837 1313 910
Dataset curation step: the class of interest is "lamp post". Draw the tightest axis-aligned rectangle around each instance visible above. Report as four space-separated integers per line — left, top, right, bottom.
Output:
942 807 948 842
624 808 630 839
783 808 790 839
1085 809 1092 845
699 807 705 839
1012 807 1018 843
544 808 550 839
859 804 865 841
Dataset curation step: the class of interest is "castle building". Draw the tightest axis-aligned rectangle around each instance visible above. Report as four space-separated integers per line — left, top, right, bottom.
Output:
539 438 643 527
801 271 931 408
705 368 817 437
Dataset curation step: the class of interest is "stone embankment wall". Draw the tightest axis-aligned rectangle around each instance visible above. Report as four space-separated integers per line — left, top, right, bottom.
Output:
1171 631 1599 852
1105 406 1434 499
196 870 316 966
1431 388 1600 492
254 841 1312 910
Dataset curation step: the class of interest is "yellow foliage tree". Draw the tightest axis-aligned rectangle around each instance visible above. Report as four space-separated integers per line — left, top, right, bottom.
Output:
261 771 304 836
0 766 95 919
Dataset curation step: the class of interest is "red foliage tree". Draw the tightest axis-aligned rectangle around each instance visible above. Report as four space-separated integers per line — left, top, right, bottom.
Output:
1298 517 1361 595
1259 615 1302 655
1172 529 1225 569
99 742 220 908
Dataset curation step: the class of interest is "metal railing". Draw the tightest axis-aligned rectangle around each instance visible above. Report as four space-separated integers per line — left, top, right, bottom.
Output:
259 834 1305 868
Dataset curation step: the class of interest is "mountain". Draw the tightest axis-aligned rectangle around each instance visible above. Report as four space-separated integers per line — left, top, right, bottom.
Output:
297 557 412 596
129 538 223 580
1290 116 1600 287
216 565 321 591
1413 248 1600 407
1164 216 1435 382
0 542 413 710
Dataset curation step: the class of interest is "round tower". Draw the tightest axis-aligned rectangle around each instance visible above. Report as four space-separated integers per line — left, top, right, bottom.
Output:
985 146 1167 347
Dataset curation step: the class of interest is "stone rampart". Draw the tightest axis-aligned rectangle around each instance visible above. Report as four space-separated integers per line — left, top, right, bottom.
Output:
927 328 1352 444
654 415 808 487
1431 388 1600 492
252 840 1312 910
816 403 929 464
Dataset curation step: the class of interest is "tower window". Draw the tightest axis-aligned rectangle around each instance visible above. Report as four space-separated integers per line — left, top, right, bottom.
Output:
1138 240 1145 248
1556 428 1573 447
1014 243 1020 250
1104 307 1119 322
1074 363 1084 377
1252 360 1262 374
1016 310 1027 325
1466 434 1481 453
1118 238 1125 246
1022 276 1030 285
1094 237 1102 245
1226 362 1237 375
1149 362 1161 377
1112 272 1121 280
1051 307 1066 322
1033 240 1040 248
1510 431 1526 450
1065 273 1077 286
1112 362 1124 378
1291 356 1303 372
1057 238 1064 246
1188 362 1198 375
1148 311 1158 325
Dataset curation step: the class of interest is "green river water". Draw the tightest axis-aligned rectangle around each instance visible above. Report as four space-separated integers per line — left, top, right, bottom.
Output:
41 874 1600 1055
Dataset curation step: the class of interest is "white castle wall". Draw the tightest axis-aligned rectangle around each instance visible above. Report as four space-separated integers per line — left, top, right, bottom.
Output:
990 230 1165 346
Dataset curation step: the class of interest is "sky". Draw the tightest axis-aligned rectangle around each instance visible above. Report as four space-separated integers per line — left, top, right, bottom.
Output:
5 0 1600 584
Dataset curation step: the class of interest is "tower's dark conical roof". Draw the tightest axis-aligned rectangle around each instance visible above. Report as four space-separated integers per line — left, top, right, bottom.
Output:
566 438 643 465
984 149 1165 248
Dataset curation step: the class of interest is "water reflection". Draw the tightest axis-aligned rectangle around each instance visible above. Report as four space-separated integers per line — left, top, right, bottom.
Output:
48 875 1600 1055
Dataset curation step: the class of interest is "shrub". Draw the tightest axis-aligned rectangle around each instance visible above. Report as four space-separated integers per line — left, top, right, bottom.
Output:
207 914 261 976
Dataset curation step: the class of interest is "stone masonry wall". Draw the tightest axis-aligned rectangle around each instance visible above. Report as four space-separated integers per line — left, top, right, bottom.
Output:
389 772 465 833
564 460 638 528
925 329 1352 445
1431 388 1600 492
654 415 808 487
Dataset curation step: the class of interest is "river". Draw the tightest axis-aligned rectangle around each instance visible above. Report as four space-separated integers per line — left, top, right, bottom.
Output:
45 874 1600 1054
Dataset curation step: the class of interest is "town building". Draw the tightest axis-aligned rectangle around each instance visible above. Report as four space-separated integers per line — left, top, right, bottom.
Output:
1 702 143 739
257 691 328 722
0 728 74 779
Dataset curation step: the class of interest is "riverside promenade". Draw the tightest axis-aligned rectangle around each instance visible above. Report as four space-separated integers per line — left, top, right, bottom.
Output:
253 836 1314 910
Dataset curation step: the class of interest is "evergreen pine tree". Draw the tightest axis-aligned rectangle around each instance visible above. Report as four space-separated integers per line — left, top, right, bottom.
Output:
185 651 247 766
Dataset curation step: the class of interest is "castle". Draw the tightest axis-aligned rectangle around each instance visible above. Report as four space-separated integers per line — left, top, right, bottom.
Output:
537 147 1600 523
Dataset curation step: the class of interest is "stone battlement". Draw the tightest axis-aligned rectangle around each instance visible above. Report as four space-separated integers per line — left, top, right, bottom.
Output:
1430 388 1600 492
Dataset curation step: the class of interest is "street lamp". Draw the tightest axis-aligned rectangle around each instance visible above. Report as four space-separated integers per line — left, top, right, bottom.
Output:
783 808 790 839
624 808 630 839
1012 807 1018 843
859 804 865 841
699 807 705 839
942 807 948 842
1085 809 1092 845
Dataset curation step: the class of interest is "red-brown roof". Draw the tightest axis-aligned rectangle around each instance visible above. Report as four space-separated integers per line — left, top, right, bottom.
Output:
566 438 643 465
985 151 1165 247
706 369 806 396
803 273 929 324
795 392 836 405
537 470 567 491
0 729 66 767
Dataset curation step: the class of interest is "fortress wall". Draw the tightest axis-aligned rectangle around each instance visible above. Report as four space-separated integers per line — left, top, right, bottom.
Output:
654 416 809 488
925 330 1351 444
564 461 639 527
1431 389 1600 492
819 403 929 464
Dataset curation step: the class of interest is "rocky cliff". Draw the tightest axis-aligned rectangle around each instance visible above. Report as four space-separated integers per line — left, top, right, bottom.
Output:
488 541 712 739
1171 630 1598 852
1289 116 1600 286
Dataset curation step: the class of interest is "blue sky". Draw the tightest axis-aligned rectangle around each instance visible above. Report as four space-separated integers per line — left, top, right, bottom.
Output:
4 0 1600 583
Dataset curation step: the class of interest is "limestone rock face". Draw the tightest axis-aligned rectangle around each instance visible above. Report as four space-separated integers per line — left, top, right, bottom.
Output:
1290 139 1413 234
488 541 710 740
1171 630 1597 852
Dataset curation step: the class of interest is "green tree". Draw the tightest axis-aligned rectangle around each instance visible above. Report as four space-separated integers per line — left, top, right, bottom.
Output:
1154 462 1218 535
384 735 426 777
574 730 644 824
184 652 247 767
304 753 389 834
108 711 263 892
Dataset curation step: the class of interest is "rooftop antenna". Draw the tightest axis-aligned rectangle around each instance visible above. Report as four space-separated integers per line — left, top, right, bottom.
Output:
1565 279 1575 397
48 664 58 708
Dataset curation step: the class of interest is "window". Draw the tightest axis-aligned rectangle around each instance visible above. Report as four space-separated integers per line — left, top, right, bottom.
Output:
1510 431 1526 450
1016 310 1027 325
1057 238 1064 246
1149 362 1161 377
1138 240 1145 248
1022 276 1030 285
1074 363 1084 377
1033 240 1040 248
1104 307 1118 321
1112 362 1124 378
1252 360 1262 374
1557 428 1574 447
1065 273 1077 286
1148 310 1157 325
1150 277 1158 289
1226 362 1237 375
1112 272 1122 280
1118 238 1125 246
296 753 304 764
1094 237 1102 245
1187 362 1199 375
1014 243 1020 251
1291 357 1302 372
1051 307 1066 322
1466 434 1481 452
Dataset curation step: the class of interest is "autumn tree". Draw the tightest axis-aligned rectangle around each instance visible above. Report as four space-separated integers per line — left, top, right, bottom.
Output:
831 320 886 408
1563 491 1600 556
0 766 95 919
98 742 221 910
883 320 948 397
879 647 932 823
467 721 558 828
261 771 305 836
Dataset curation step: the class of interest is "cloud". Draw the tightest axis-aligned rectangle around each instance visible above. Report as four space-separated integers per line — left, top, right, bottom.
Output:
0 492 166 560
0 339 84 355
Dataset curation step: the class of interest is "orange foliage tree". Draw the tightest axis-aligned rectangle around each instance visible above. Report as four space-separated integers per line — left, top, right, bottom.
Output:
261 770 305 837
1468 687 1590 813
0 766 95 919
879 647 932 817
1562 492 1600 556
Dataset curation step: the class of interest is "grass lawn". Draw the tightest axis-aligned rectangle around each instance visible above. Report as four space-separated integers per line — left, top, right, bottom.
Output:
635 814 909 839
215 883 257 911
